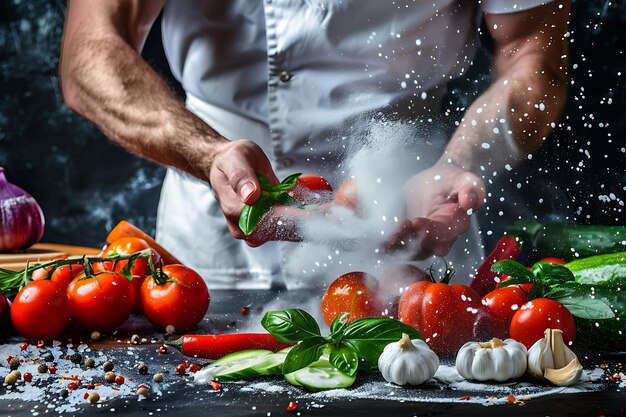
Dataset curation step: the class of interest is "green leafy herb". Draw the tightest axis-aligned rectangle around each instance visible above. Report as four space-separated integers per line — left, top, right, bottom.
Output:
260 309 321 343
261 308 423 376
238 173 306 236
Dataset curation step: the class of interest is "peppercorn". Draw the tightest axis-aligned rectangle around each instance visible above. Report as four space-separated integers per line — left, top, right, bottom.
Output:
175 363 187 375
137 387 150 397
37 363 48 374
70 353 82 365
152 373 163 383
137 364 148 375
102 360 114 372
90 331 101 341
43 353 55 362
240 306 250 316
59 389 69 398
8 356 19 370
88 392 100 404
23 372 32 383
165 325 175 334
104 372 116 383
84 358 95 368
158 346 168 354
130 334 140 344
114 375 125 385
11 370 21 380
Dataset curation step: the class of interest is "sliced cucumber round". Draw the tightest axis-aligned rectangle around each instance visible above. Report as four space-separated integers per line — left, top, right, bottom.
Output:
194 350 272 383
284 358 356 391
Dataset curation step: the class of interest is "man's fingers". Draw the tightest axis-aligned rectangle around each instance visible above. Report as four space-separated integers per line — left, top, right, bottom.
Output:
454 172 486 211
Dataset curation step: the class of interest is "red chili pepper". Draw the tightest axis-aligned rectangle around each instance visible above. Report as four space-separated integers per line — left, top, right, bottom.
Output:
20 342 28 351
470 236 521 297
287 401 298 412
459 395 471 401
506 395 516 403
164 333 294 360
68 382 79 390
175 363 187 375
209 380 221 390
37 340 45 348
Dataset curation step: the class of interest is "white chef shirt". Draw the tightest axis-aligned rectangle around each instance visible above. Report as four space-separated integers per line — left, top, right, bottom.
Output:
157 0 554 289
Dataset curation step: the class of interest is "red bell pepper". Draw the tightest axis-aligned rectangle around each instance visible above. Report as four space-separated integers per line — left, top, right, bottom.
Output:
470 236 521 297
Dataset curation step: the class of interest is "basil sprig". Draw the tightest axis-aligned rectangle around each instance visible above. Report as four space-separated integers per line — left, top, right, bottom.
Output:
238 173 304 236
261 308 422 376
494 259 615 320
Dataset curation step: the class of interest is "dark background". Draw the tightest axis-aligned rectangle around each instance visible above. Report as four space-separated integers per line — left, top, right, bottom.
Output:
0 0 624 249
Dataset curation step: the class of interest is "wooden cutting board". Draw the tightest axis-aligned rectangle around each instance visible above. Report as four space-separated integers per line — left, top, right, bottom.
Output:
0 243 101 271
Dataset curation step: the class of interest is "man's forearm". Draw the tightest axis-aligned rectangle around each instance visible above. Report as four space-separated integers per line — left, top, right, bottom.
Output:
442 56 567 173
61 34 225 182
440 2 570 174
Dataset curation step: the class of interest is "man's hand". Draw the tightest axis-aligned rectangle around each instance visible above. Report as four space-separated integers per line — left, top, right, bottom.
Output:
386 162 485 260
208 140 280 242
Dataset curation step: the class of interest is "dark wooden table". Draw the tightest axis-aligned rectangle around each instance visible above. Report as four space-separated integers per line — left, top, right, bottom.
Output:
0 289 624 417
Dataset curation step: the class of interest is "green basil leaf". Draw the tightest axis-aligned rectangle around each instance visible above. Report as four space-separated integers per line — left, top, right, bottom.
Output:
261 309 321 343
256 173 273 190
282 336 326 374
342 318 422 369
271 173 302 192
328 343 359 376
238 195 274 236
329 312 350 338
532 262 575 285
555 294 615 320
491 259 535 282
549 282 616 320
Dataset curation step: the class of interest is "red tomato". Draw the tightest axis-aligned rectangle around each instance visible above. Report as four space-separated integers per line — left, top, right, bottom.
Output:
67 271 135 332
50 265 85 287
103 237 161 312
321 271 382 327
334 177 359 210
398 281 481 354
11 281 71 340
140 264 210 331
288 175 334 203
538 257 567 265
475 287 529 339
509 298 576 348
297 176 333 192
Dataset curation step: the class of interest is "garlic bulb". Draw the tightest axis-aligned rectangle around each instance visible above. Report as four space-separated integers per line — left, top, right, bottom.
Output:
0 168 45 252
527 328 583 387
455 338 527 382
378 333 439 386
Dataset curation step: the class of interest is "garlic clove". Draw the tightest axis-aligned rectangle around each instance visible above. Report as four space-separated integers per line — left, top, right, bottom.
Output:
544 357 583 387
527 338 553 379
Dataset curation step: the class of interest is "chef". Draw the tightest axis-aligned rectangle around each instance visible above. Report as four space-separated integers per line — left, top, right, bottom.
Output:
60 0 569 289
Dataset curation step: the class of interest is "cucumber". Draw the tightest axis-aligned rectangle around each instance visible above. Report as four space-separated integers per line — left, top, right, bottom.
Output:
284 358 356 391
194 350 273 382
214 348 293 381
565 251 626 285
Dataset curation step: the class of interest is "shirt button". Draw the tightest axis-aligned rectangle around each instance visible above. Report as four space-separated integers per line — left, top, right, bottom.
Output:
279 70 293 82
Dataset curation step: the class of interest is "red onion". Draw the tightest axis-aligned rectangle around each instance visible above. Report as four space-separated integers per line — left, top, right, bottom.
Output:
0 167 45 252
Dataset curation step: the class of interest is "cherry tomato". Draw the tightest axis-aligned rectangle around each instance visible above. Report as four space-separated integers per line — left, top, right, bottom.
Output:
538 257 567 265
67 271 135 332
321 271 383 327
334 177 359 210
509 298 576 349
140 264 210 331
475 287 529 339
103 237 161 312
11 280 71 340
288 175 334 203
297 175 333 192
398 280 481 354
